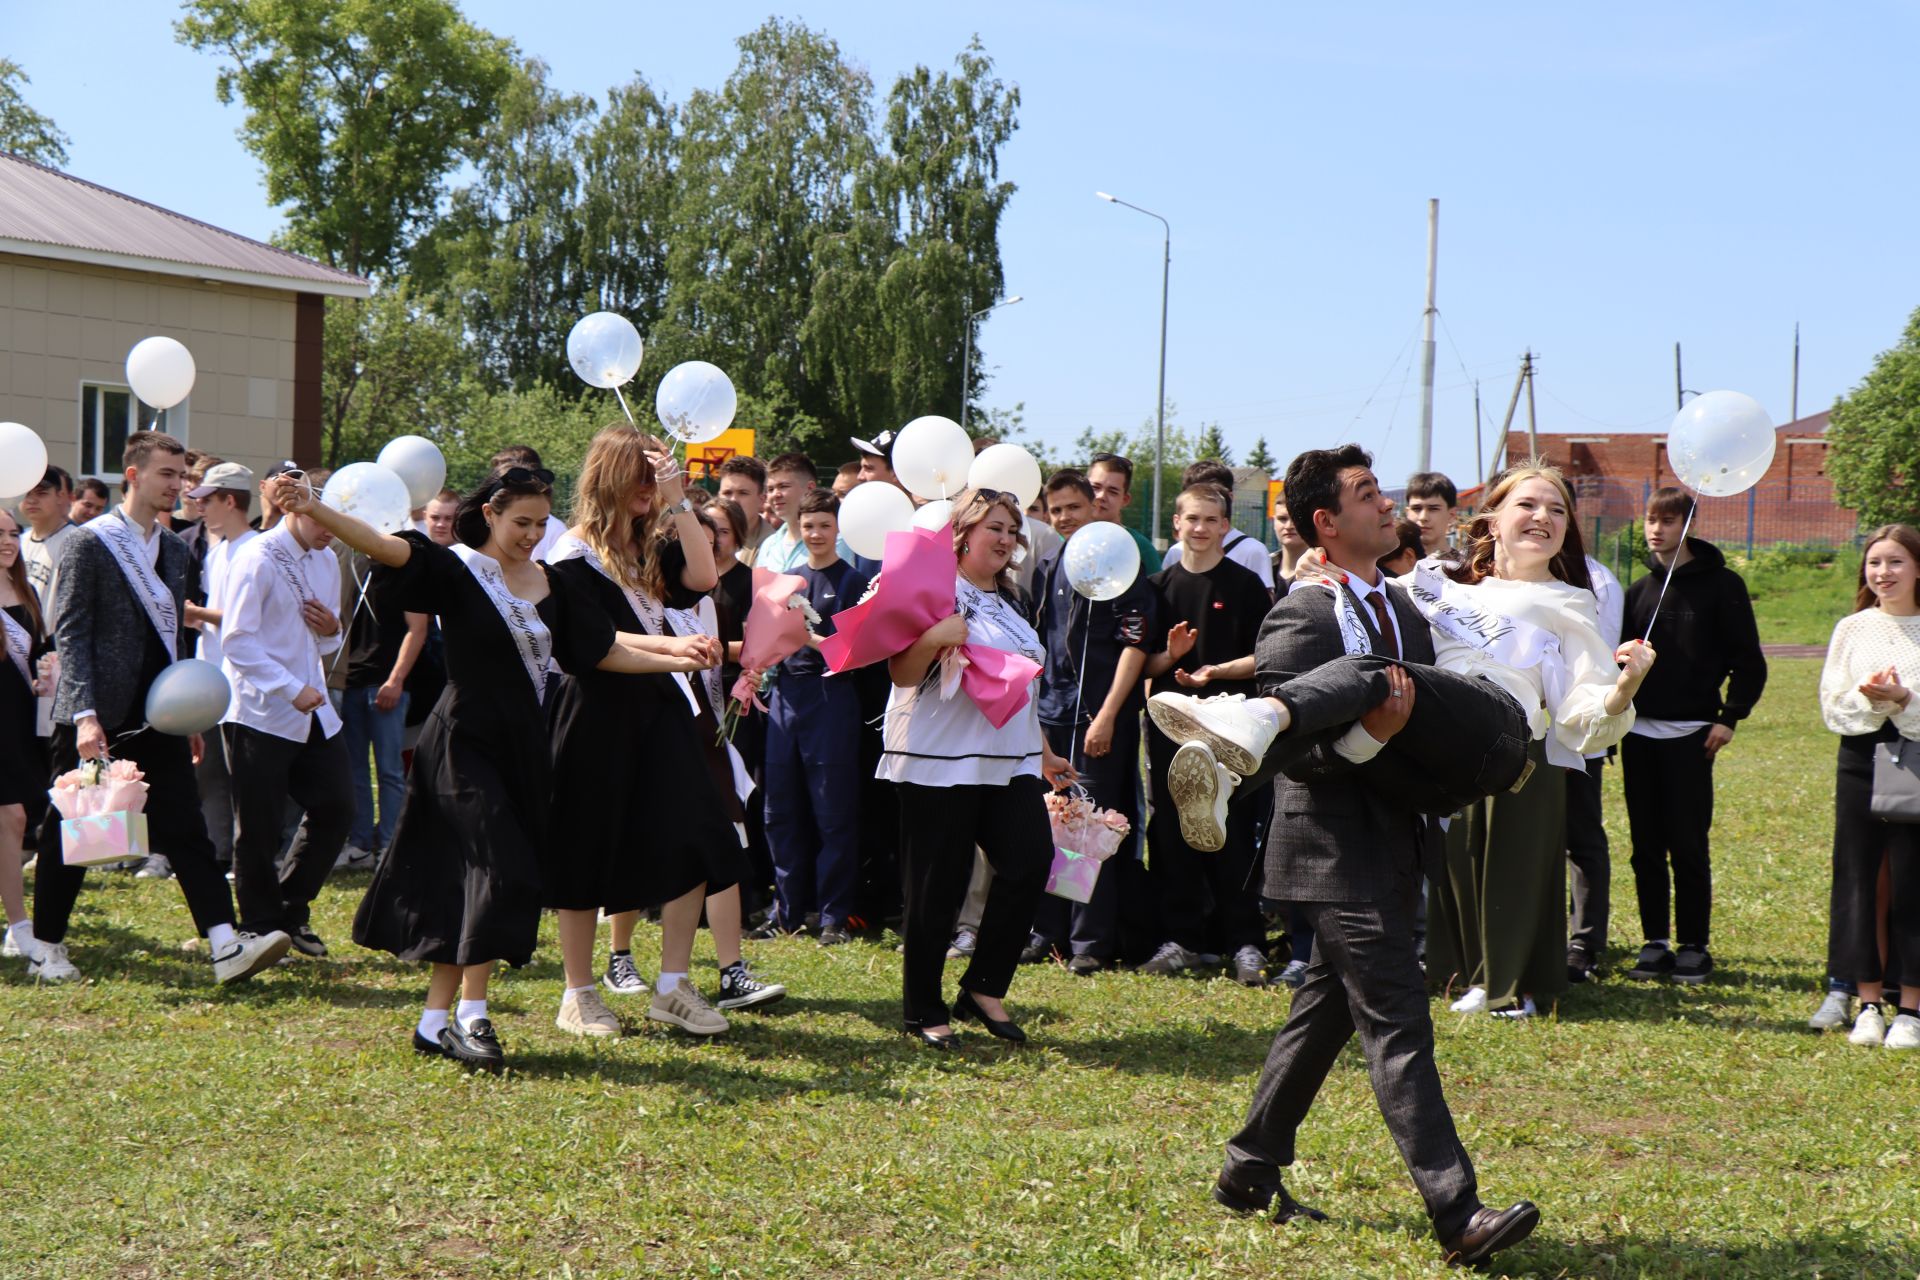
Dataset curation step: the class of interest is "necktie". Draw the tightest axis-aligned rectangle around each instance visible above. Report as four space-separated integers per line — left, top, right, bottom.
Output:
1366 591 1400 660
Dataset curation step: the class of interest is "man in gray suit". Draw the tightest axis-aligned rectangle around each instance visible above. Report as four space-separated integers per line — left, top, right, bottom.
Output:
1171 446 1540 1268
30 431 289 986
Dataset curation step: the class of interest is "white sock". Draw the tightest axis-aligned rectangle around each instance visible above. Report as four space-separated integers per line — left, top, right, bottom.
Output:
656 971 685 995
564 984 595 1000
418 1008 449 1040
7 920 33 950
207 923 237 952
455 998 487 1030
1256 698 1289 733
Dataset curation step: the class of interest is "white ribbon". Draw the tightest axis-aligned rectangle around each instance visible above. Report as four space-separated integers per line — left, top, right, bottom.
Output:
451 544 554 702
1 607 32 688
1404 559 1568 712
84 511 176 660
1301 577 1375 658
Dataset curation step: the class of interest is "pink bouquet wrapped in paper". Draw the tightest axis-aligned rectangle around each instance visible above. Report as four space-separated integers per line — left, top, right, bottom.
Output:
819 522 1041 730
719 567 814 741
1042 788 1131 904
49 759 152 867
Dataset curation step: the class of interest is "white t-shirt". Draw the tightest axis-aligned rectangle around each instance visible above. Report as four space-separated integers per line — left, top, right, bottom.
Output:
20 522 77 632
1162 531 1276 591
197 529 259 667
878 575 1046 787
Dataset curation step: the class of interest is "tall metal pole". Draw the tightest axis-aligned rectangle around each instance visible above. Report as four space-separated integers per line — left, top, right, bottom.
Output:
1418 198 1438 473
1473 380 1483 489
1524 350 1539 458
1674 342 1684 411
1791 322 1801 425
1493 357 1528 484
1097 192 1171 546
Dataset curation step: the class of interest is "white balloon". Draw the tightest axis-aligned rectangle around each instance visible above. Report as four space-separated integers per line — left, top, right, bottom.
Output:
655 361 738 444
839 481 915 560
125 336 197 410
966 443 1043 510
0 422 49 498
912 499 955 531
145 659 231 736
1063 521 1141 601
1666 391 1776 498
566 311 644 389
891 415 976 502
323 462 414 534
376 435 447 509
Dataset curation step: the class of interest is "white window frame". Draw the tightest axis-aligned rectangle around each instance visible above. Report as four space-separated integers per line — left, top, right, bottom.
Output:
76 381 189 483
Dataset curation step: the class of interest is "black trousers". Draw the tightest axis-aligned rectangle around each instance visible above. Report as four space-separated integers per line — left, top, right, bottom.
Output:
1147 728 1268 954
1249 655 1531 815
1830 732 1920 989
1030 717 1140 959
34 721 234 943
227 719 352 935
897 776 1051 1026
1223 868 1480 1239
1621 730 1715 946
1565 754 1610 955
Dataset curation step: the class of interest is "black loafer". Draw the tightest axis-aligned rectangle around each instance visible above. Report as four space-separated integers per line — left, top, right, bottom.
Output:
902 1022 957 1050
952 989 1027 1044
442 1018 506 1074
1215 1169 1328 1224
412 1030 452 1059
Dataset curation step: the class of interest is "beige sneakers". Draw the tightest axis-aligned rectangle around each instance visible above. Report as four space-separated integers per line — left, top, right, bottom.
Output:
647 981 729 1036
556 986 623 1038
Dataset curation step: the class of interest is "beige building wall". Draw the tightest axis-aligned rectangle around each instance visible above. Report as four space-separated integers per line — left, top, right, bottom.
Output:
0 252 298 483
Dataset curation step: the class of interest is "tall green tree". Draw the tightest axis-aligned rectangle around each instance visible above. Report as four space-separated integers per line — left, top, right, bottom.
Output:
320 279 471 467
1827 305 1920 526
1247 436 1277 474
1194 423 1233 466
0 60 70 166
576 76 677 334
176 0 516 279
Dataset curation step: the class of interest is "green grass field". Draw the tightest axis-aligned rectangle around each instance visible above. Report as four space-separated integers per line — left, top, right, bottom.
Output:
2 658 1912 1280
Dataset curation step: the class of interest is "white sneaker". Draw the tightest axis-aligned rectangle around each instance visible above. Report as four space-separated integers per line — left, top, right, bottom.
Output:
212 930 292 984
27 940 80 983
647 982 729 1036
1885 1013 1920 1051
1449 986 1488 1014
134 855 174 879
1808 989 1853 1032
333 843 377 871
1147 692 1283 776
556 987 623 1038
1 927 26 959
1491 995 1538 1020
1849 1004 1889 1047
1168 741 1233 852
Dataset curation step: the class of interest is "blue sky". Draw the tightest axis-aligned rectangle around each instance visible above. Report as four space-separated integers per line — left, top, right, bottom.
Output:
13 3 1918 486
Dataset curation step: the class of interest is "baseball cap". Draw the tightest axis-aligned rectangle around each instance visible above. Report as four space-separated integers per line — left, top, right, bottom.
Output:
849 429 897 462
263 459 300 479
188 461 257 498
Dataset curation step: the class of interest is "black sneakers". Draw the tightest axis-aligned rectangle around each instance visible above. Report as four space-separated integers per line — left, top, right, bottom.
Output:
1625 943 1676 981
1672 945 1713 985
288 925 328 958
715 961 787 1011
1566 945 1598 985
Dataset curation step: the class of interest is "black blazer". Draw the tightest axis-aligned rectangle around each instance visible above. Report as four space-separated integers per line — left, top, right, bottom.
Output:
49 522 195 729
1255 579 1435 904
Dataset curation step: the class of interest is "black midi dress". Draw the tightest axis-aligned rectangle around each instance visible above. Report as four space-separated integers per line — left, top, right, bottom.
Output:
351 533 614 967
0 603 47 808
543 551 737 912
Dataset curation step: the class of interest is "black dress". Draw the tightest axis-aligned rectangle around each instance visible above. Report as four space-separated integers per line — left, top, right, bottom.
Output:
351 533 614 967
543 552 733 913
0 602 47 808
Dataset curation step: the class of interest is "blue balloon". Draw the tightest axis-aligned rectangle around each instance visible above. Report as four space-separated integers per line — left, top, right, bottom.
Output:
145 659 231 736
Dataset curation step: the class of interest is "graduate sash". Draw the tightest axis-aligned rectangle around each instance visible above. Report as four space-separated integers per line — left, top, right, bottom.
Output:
1404 558 1567 712
1 606 32 688
547 534 700 716
452 543 553 702
84 511 177 660
1301 576 1376 658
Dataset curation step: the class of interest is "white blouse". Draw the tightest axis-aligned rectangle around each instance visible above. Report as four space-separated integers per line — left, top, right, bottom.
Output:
1422 575 1635 768
1820 608 1920 740
878 575 1046 788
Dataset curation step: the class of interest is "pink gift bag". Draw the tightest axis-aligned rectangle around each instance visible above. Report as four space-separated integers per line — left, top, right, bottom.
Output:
60 812 151 868
1045 846 1105 904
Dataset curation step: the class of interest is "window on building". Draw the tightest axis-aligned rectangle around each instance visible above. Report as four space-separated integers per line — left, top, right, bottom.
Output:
78 383 188 480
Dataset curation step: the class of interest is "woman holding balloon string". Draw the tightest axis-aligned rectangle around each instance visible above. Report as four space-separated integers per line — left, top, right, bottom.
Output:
264 465 714 1073
0 507 50 960
544 428 783 1040
879 487 1077 1048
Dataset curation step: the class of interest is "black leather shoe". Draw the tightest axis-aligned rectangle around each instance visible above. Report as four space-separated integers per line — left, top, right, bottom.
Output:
952 989 1027 1044
1441 1201 1540 1266
442 1018 506 1074
1215 1169 1329 1223
902 1022 957 1050
412 1030 452 1059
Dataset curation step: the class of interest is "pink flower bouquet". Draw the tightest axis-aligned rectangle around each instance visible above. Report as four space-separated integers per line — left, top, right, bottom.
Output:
719 567 815 742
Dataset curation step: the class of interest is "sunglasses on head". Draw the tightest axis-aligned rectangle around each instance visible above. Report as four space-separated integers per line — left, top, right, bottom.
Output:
499 466 554 486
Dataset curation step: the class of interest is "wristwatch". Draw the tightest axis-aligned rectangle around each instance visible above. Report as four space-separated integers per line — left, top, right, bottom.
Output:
670 497 695 515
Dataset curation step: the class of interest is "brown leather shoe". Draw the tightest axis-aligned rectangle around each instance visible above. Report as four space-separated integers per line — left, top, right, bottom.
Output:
1214 1170 1329 1224
1441 1201 1539 1266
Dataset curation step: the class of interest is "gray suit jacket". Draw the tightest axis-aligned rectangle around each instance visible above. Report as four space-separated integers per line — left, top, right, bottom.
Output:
49 522 196 730
1256 579 1436 904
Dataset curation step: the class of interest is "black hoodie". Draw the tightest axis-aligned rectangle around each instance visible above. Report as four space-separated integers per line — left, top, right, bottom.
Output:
1620 537 1767 727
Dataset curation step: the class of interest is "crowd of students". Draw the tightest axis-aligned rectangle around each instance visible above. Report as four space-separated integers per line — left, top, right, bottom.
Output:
2 423 1915 1076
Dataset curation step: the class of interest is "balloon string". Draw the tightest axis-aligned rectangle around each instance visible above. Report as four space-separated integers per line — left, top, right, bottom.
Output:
1069 593 1092 772
612 384 638 426
1640 500 1696 642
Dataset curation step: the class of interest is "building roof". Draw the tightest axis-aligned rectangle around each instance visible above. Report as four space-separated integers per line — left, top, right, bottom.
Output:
0 151 369 298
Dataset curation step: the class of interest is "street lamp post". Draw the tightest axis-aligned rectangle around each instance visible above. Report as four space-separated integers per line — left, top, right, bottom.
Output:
961 295 1023 432
1097 191 1170 546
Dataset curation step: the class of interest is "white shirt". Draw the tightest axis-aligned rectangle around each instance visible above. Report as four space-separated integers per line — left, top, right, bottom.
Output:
1326 573 1406 765
1161 532 1276 591
530 514 568 564
20 522 76 632
1583 556 1629 753
197 528 259 667
219 523 343 742
1820 609 1920 739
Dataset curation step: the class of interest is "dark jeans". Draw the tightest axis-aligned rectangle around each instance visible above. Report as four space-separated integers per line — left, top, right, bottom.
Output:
1148 728 1268 954
1031 717 1141 960
1223 867 1480 1239
897 776 1051 1027
227 719 352 936
35 721 234 943
1566 754 1609 955
1621 730 1715 946
1251 655 1531 815
340 686 408 851
1830 731 1920 989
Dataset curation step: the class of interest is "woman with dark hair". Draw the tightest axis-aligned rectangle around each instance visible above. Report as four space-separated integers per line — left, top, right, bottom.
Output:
0 508 49 960
265 465 714 1073
880 488 1077 1048
1816 523 1920 1050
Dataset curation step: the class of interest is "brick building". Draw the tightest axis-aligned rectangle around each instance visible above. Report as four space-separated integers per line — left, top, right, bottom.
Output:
1505 411 1857 554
